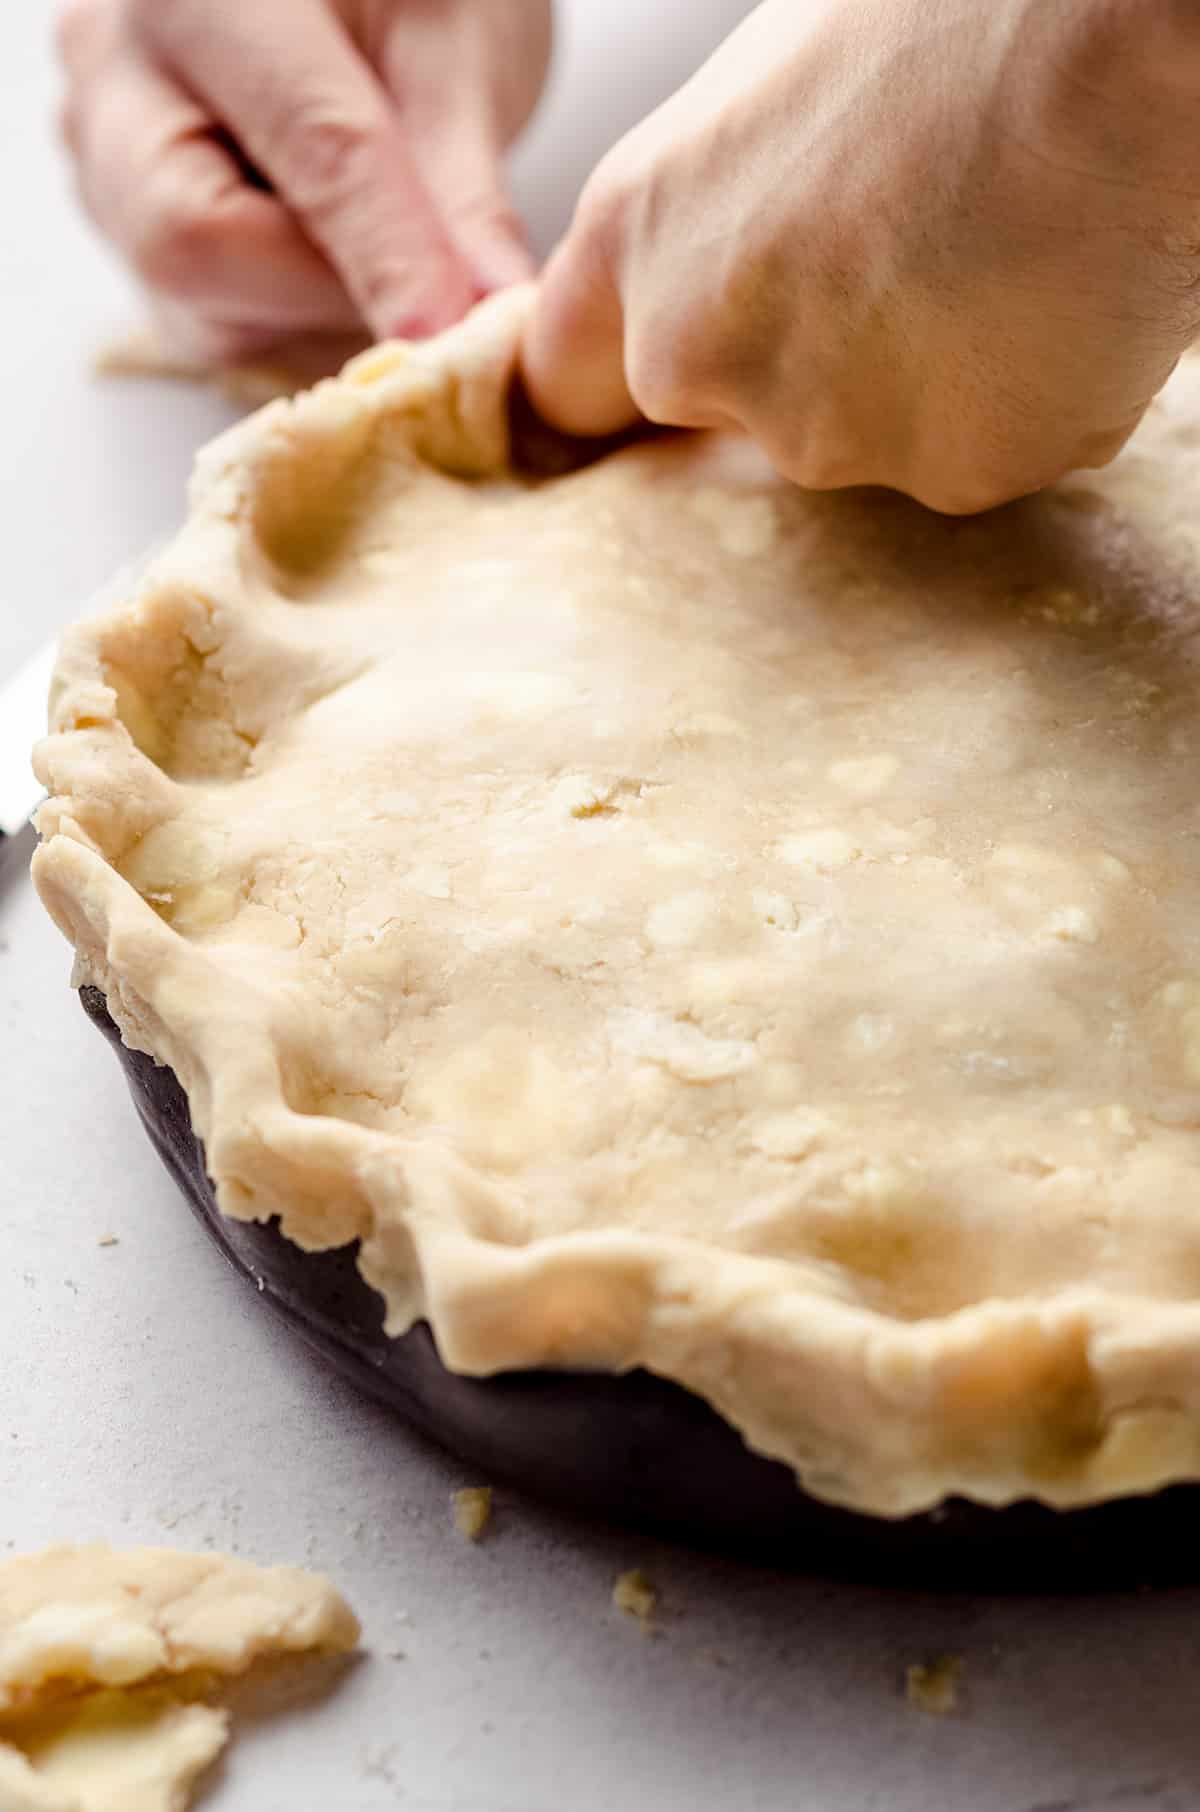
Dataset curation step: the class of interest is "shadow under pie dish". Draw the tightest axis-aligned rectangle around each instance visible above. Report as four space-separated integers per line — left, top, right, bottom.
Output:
33 290 1200 1576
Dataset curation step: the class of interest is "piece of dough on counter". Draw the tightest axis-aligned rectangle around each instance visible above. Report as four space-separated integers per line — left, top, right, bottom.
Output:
0 1690 227 1812
0 1546 358 1812
35 286 1200 1516
93 325 367 410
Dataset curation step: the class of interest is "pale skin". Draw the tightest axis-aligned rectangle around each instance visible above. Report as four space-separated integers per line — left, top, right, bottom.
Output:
58 0 1200 512
56 0 552 362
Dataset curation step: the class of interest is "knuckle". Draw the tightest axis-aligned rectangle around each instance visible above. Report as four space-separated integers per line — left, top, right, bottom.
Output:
907 391 1093 515
1075 413 1143 472
910 470 1024 516
757 411 872 494
278 105 378 210
753 389 1030 511
914 421 1072 514
623 299 736 427
771 445 852 492
624 327 688 425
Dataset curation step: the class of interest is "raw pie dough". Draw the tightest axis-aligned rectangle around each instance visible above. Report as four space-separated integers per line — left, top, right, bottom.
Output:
0 1546 358 1811
33 288 1200 1516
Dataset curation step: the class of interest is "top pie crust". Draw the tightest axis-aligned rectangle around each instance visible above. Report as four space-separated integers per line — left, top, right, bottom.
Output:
33 288 1200 1516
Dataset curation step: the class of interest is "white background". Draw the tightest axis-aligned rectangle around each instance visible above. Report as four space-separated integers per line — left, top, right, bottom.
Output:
2 5 1199 1809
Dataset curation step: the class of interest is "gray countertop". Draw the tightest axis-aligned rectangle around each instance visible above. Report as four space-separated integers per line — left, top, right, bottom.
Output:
2 5 1198 1808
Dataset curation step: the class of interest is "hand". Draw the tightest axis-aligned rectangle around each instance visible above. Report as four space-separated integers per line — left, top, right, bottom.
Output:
57 0 552 364
523 0 1200 513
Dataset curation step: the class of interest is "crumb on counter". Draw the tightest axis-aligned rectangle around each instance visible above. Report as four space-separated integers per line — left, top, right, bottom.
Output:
905 1655 962 1716
613 1568 657 1630
452 1487 494 1542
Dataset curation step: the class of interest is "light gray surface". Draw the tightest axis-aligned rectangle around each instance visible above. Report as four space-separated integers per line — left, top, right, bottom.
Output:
3 6 1199 1810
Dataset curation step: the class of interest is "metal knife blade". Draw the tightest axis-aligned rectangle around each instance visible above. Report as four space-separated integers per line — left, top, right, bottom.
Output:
0 636 57 839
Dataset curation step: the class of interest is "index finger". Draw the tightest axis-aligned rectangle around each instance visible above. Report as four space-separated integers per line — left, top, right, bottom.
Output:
133 0 476 339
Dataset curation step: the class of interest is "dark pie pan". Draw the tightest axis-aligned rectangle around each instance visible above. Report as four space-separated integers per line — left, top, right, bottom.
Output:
80 983 1200 1588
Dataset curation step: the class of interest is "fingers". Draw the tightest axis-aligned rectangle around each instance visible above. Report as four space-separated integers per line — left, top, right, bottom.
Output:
63 23 362 354
132 0 476 339
55 0 106 74
520 180 638 438
397 92 534 296
62 0 546 360
375 10 538 297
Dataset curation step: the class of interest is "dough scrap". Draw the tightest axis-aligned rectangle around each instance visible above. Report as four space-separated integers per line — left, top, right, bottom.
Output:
93 326 366 410
612 1571 657 1629
0 1547 358 1812
905 1656 962 1718
0 1545 359 1715
34 287 1200 1515
451 1488 493 1543
0 1690 227 1812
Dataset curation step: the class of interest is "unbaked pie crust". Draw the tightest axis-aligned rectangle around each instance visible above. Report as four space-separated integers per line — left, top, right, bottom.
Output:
34 289 1200 1516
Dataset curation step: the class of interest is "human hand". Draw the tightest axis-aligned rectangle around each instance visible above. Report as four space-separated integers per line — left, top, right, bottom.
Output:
524 0 1200 513
57 0 551 364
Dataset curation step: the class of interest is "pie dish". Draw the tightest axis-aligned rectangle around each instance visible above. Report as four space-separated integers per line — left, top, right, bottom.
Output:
33 288 1200 1535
